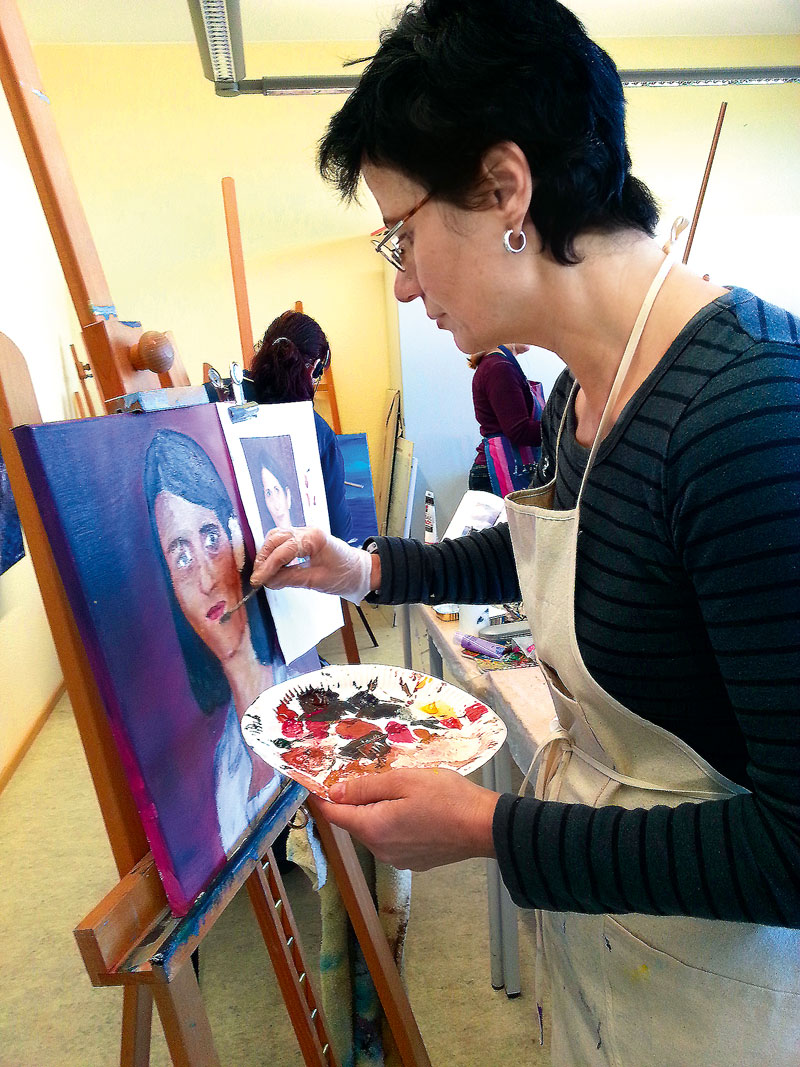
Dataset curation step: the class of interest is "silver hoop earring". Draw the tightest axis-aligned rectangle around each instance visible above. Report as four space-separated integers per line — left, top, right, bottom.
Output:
503 228 526 254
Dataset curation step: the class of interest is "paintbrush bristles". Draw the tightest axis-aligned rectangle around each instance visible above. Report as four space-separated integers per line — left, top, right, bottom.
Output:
220 586 258 623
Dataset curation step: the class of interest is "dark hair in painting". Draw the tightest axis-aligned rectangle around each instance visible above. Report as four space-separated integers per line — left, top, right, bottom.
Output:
318 0 658 264
251 310 331 404
143 429 274 714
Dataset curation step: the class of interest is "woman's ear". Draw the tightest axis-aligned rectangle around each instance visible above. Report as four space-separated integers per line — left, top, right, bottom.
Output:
481 141 532 230
228 517 245 572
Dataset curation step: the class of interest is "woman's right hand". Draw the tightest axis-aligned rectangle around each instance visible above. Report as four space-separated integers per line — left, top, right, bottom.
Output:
251 527 379 604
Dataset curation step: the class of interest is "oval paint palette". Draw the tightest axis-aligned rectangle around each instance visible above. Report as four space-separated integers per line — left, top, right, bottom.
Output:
241 663 507 800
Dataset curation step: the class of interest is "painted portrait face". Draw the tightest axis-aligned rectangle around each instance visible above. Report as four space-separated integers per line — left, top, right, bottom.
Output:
261 466 292 529
154 491 247 664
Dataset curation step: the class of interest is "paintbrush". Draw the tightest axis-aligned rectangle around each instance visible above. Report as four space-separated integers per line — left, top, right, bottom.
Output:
219 587 259 624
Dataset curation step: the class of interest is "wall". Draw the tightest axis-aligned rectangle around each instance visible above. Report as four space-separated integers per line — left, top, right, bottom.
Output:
0 90 73 780
31 40 392 463
396 34 799 539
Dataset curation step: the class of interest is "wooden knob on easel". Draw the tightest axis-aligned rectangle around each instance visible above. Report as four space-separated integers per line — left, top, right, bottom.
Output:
130 331 174 374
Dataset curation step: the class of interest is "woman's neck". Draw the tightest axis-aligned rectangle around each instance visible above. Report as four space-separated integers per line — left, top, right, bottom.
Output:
222 636 273 721
531 233 727 445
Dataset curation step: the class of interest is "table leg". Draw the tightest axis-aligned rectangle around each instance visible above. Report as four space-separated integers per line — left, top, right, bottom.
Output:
482 757 505 991
492 744 521 997
427 633 443 680
400 604 413 670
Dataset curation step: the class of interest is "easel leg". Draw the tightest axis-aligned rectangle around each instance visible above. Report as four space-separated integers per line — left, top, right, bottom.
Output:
340 601 361 665
314 819 431 1067
246 851 337 1067
121 985 153 1067
151 963 221 1067
354 605 379 648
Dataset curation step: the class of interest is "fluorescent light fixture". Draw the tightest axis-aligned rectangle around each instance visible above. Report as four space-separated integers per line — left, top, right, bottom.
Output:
185 3 800 98
187 0 245 92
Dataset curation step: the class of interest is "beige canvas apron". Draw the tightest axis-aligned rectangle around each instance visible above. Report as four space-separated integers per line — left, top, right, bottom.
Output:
505 257 800 1066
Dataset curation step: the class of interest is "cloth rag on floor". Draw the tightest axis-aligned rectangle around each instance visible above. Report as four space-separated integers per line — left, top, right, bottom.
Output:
288 819 412 1067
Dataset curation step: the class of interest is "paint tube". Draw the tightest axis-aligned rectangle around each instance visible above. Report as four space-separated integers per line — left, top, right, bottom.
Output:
455 631 507 659
424 490 438 544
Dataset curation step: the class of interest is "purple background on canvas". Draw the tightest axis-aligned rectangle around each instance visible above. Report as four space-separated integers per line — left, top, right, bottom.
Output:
15 405 315 912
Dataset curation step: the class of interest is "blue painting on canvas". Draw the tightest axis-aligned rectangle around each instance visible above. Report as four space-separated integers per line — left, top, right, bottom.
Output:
0 448 24 576
337 433 378 546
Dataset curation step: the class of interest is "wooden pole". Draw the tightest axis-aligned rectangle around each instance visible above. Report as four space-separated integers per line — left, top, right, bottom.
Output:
683 101 728 266
221 177 255 368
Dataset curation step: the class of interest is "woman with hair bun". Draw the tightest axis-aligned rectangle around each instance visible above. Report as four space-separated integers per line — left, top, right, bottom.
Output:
252 1 800 1061
251 310 353 543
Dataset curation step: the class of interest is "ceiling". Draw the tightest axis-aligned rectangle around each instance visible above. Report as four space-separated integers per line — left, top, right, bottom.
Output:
18 0 800 45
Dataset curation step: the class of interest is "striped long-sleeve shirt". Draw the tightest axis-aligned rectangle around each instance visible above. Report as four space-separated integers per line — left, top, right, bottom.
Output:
368 288 800 927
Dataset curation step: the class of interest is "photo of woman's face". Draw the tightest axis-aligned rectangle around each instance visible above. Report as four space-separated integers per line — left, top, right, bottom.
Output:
261 466 292 529
154 491 246 664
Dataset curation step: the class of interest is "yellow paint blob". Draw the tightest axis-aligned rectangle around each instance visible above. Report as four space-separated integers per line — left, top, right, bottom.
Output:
418 700 455 718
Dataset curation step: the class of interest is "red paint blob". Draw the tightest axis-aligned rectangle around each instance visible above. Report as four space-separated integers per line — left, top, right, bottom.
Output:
465 703 487 722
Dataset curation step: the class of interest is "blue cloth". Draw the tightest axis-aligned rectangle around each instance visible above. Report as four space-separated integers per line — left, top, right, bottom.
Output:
314 412 353 543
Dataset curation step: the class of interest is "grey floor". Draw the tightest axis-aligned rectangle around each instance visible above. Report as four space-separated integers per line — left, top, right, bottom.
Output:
0 604 547 1066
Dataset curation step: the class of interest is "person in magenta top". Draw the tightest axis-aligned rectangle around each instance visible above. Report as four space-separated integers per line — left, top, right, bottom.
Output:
468 342 543 495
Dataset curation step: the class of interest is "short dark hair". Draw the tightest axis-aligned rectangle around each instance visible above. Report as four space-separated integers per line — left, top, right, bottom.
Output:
251 310 331 404
319 0 659 265
143 428 274 714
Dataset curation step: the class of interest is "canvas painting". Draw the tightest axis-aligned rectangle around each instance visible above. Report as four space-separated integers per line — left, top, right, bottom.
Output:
0 447 25 576
336 433 379 547
14 405 318 915
219 401 342 664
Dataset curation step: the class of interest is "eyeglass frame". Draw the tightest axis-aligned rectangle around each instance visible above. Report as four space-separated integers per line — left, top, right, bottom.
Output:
370 191 433 271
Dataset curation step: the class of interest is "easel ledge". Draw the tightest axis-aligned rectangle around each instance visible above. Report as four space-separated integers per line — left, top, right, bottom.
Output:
75 782 305 988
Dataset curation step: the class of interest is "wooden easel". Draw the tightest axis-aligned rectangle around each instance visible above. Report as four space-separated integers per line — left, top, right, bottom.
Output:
219 176 364 665
0 331 430 1067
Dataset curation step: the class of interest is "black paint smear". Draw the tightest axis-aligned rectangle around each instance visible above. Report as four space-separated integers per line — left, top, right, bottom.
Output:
339 730 391 763
273 737 292 750
292 685 354 721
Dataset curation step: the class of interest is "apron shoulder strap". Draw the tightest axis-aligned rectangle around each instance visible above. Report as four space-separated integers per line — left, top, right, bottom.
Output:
576 256 673 507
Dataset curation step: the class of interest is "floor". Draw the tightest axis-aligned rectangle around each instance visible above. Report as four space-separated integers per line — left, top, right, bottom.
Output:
0 604 547 1066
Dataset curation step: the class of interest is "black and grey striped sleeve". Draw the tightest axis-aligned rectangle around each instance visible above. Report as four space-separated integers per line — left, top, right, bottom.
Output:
494 337 800 928
366 522 521 606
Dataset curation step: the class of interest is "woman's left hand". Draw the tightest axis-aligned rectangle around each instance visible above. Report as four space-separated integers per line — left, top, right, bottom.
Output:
308 768 499 871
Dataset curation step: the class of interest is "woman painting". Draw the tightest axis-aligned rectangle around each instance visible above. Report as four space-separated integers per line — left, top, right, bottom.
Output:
251 1 800 1063
144 428 287 854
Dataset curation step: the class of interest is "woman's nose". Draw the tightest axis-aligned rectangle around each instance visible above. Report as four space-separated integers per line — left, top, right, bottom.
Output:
394 263 422 304
197 552 217 593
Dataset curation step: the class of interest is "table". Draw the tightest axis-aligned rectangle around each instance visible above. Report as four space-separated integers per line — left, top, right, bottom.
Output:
399 603 555 997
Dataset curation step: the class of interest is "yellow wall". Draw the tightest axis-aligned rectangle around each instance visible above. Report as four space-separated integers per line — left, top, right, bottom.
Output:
32 41 393 459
